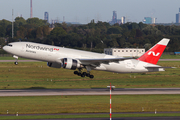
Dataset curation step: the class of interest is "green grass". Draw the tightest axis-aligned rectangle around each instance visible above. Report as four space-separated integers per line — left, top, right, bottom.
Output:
0 95 180 115
161 54 180 59
1 113 180 119
0 61 180 89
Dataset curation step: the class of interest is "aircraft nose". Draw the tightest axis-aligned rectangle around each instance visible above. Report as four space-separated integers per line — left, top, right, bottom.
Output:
3 46 7 51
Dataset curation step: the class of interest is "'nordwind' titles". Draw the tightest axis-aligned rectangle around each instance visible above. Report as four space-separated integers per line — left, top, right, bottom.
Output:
26 44 54 52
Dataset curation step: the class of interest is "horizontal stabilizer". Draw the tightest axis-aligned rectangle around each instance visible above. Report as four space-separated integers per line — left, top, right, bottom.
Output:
144 66 176 69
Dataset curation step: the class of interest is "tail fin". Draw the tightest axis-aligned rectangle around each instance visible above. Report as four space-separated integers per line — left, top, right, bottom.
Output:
137 38 170 64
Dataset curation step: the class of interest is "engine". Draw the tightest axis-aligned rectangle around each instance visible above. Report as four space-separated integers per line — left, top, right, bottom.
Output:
47 62 61 68
62 58 81 70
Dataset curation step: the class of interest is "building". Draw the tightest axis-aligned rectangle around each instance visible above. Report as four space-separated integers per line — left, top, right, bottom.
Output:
176 8 180 23
143 17 156 24
44 12 49 23
121 16 126 24
109 11 121 25
143 17 152 24
104 48 145 57
176 13 180 23
112 11 117 22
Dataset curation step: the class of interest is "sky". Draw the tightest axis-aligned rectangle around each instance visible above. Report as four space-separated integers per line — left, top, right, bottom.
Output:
0 0 180 24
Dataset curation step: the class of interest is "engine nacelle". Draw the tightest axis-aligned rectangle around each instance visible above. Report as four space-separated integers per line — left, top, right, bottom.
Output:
63 58 81 70
47 62 61 68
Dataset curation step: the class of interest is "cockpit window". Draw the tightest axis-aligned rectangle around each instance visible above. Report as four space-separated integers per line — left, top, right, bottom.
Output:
7 44 12 47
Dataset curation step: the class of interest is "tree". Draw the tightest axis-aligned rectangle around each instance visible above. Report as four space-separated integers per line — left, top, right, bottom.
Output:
142 25 162 35
36 27 43 38
107 27 121 34
0 25 6 37
15 17 26 26
26 18 47 26
50 27 67 38
17 26 27 39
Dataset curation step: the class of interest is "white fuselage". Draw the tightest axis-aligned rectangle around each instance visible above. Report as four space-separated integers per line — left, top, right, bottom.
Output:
3 42 164 73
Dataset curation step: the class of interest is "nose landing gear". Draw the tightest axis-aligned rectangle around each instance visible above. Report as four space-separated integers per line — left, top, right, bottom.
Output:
13 55 18 65
14 61 18 65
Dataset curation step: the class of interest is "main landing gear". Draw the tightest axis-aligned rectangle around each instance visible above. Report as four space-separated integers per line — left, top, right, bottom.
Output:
74 69 94 79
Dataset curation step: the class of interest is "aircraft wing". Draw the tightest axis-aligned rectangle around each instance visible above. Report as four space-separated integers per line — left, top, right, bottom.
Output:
79 57 134 66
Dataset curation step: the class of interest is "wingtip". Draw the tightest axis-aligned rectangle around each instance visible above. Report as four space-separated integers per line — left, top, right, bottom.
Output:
157 38 170 46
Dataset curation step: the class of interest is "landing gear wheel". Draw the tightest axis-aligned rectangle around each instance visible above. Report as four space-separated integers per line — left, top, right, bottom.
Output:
82 72 86 76
81 74 85 77
14 62 18 65
78 72 81 76
89 75 94 79
86 73 90 77
74 71 78 75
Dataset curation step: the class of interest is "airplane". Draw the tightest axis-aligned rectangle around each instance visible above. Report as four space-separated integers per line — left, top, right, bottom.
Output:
3 38 170 79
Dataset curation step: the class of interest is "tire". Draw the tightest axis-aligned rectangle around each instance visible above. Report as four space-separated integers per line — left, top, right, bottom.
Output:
81 74 85 77
86 73 90 77
82 72 86 76
78 72 81 76
74 71 78 75
89 75 94 79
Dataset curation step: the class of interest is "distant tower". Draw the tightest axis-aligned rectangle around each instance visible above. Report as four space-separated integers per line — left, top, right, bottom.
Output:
44 12 49 23
176 8 180 23
112 11 117 22
30 0 33 18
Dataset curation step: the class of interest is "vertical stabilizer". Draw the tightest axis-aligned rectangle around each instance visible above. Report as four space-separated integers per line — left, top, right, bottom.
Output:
137 38 170 64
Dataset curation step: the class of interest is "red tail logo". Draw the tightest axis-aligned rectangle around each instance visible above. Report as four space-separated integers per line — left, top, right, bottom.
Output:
137 38 170 64
148 51 160 56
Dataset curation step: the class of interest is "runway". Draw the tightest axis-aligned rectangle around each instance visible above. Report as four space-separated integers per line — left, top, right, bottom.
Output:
0 88 180 96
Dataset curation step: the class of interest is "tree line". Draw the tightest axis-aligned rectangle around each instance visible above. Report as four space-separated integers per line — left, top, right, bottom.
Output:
0 17 180 53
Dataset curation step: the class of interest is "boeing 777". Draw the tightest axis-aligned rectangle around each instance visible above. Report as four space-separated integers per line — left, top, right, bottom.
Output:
3 38 170 78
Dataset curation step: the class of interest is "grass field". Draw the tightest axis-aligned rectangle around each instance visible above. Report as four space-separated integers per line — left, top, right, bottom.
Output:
0 59 180 118
0 95 180 115
0 61 179 89
160 54 180 59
